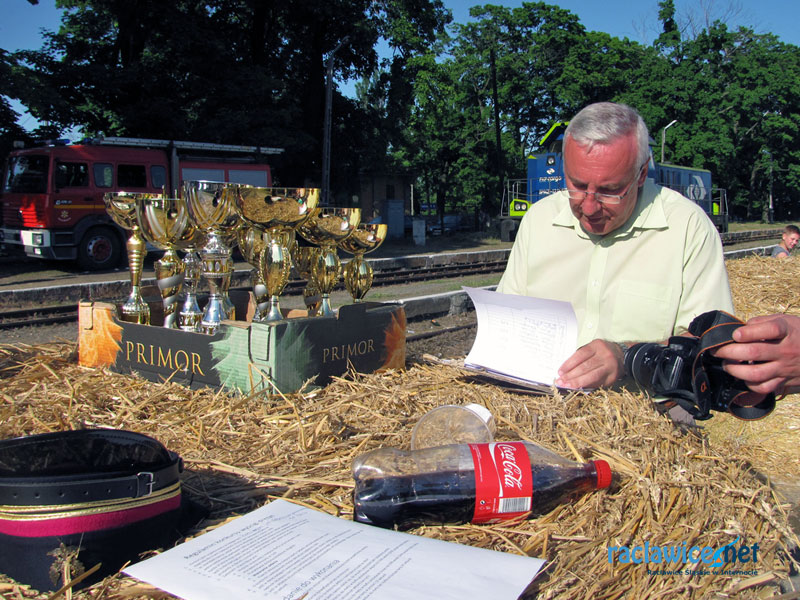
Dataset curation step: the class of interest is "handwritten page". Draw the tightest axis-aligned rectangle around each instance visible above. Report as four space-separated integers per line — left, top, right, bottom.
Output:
464 287 578 389
124 499 544 600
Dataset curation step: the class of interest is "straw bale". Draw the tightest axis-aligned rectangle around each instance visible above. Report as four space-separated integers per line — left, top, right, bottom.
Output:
703 256 800 479
1 254 799 599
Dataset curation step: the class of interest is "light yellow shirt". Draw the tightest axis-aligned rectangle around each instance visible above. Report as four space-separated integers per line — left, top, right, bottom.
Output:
497 181 734 346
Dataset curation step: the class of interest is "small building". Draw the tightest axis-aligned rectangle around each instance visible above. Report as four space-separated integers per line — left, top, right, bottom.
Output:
357 170 416 238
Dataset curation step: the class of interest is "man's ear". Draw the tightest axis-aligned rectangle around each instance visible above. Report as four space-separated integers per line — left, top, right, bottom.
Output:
637 164 649 186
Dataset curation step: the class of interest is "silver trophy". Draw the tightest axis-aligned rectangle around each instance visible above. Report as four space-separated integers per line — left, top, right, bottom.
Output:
178 243 204 332
183 180 242 334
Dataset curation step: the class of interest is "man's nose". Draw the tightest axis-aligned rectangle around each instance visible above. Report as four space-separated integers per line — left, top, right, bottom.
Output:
581 194 603 215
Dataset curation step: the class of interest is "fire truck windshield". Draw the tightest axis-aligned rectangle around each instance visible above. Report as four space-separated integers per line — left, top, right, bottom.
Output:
4 154 49 194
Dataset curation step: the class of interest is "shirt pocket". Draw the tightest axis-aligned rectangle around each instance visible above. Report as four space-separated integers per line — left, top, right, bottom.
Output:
610 280 674 342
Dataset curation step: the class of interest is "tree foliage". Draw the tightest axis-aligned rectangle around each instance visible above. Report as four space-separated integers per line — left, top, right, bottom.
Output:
2 0 800 221
2 0 449 191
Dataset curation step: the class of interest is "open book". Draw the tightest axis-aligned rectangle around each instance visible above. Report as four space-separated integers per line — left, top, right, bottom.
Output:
463 287 579 392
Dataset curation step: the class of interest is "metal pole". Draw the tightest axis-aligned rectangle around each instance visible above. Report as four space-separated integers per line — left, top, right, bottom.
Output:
660 119 677 163
322 37 348 206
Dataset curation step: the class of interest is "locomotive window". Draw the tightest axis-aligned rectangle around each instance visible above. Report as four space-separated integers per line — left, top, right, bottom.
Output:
151 165 166 189
55 161 89 188
94 163 113 187
117 164 147 188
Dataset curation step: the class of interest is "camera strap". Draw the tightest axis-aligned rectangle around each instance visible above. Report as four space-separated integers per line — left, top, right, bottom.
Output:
686 310 776 420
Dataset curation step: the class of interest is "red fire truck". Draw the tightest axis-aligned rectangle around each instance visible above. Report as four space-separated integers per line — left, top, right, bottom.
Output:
0 137 282 270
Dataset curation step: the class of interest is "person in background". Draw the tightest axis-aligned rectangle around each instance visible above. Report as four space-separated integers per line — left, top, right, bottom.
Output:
714 313 800 396
497 101 733 390
770 224 800 258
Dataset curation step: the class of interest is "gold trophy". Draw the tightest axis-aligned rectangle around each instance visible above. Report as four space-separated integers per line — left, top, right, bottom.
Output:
183 180 242 334
136 195 200 328
232 187 319 321
103 192 151 325
292 244 322 316
339 223 388 302
238 225 271 320
297 207 361 317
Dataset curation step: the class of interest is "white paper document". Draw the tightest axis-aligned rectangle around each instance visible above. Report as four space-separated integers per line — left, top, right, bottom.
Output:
463 287 578 389
124 499 544 600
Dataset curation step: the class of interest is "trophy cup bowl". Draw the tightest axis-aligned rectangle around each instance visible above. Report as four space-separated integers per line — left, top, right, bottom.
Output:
103 192 153 325
297 207 361 316
339 223 388 302
136 195 201 328
183 180 242 334
232 187 319 321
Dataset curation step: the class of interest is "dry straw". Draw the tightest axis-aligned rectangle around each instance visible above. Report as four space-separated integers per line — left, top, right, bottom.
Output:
1 254 799 599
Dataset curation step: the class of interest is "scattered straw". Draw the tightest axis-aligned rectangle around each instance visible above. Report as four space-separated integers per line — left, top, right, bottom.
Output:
0 256 799 599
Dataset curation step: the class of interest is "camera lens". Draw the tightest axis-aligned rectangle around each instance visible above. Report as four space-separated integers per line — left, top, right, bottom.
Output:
623 343 661 389
623 339 697 397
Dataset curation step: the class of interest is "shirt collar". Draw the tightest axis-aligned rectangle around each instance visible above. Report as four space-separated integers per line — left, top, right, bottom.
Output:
552 180 668 240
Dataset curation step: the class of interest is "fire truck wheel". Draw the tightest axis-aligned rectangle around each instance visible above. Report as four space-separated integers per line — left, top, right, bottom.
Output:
77 226 122 271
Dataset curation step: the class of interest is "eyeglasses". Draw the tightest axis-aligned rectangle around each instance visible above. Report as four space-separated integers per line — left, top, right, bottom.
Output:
565 165 645 205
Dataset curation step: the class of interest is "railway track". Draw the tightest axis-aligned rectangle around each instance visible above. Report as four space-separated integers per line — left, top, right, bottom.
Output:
0 305 81 330
0 230 777 331
0 260 505 330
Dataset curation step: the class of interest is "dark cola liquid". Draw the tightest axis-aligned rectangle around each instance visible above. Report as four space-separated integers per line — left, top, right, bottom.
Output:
353 463 599 530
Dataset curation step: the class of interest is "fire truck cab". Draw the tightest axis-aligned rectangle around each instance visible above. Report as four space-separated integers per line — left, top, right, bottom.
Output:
0 137 282 270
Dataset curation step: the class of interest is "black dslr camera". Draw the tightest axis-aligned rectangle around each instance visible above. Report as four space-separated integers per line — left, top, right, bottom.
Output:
622 311 776 421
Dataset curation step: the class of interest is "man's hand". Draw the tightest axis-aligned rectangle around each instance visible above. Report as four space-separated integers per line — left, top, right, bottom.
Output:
714 314 800 396
556 339 625 389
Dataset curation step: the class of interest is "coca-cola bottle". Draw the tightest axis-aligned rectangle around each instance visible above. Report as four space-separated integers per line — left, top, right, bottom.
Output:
352 441 612 530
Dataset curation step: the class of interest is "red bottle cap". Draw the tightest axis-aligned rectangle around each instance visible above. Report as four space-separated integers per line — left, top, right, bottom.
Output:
592 460 612 489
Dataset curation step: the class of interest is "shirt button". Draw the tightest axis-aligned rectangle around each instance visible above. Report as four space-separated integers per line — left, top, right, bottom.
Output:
586 322 594 329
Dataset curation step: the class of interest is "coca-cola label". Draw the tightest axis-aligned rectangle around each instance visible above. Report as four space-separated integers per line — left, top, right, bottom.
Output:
469 442 533 524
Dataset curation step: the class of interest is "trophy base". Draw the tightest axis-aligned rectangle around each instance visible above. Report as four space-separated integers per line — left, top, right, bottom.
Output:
78 297 406 396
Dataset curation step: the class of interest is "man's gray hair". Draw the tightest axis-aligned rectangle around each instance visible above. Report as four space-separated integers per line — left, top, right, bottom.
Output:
564 102 651 168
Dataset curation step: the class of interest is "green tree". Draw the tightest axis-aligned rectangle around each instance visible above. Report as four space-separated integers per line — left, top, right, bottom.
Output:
627 5 800 221
5 0 450 193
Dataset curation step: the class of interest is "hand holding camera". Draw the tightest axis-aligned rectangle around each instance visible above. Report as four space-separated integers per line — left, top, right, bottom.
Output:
622 311 777 421
713 314 800 396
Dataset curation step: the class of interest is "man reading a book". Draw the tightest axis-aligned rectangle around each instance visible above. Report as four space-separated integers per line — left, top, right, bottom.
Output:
497 102 733 390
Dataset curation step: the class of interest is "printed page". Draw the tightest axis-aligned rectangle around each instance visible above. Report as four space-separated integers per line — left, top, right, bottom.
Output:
464 287 578 386
125 499 544 600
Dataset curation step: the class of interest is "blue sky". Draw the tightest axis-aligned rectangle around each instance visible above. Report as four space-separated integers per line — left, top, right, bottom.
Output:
3 0 799 132
444 0 799 46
